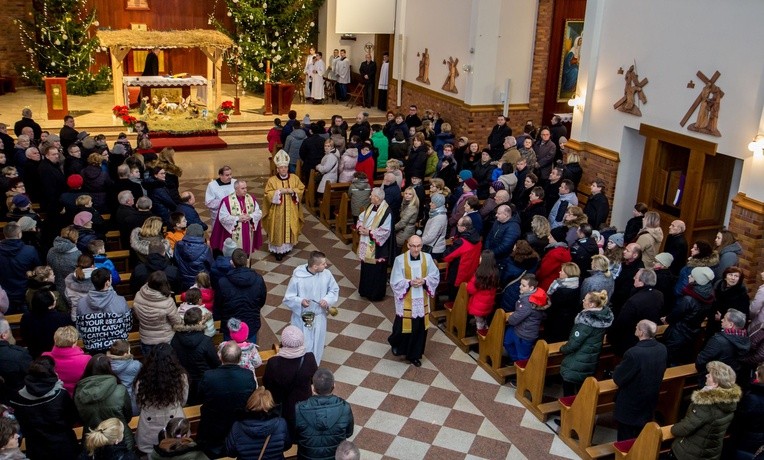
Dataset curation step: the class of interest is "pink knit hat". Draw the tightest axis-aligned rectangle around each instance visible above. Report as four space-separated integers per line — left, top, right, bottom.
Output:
281 325 304 348
228 318 249 343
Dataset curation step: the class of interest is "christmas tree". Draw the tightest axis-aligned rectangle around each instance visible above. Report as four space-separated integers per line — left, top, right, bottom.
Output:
212 0 324 92
15 0 111 95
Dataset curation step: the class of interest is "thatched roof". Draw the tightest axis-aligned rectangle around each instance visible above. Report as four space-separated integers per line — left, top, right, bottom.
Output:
96 29 234 50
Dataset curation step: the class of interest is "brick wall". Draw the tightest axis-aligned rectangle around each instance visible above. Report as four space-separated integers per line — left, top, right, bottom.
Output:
0 0 32 77
564 141 620 229
385 0 554 143
728 193 764 293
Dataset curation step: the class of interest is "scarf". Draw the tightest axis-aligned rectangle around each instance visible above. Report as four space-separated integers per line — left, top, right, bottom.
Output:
402 253 430 333
277 345 306 359
359 201 389 264
547 276 579 295
429 205 447 218
228 192 256 248
723 327 747 337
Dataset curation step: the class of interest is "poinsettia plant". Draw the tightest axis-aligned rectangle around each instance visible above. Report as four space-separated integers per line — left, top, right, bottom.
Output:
220 100 234 115
121 115 137 127
112 105 129 117
214 112 229 128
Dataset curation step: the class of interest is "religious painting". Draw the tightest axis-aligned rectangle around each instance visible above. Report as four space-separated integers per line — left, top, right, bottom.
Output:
126 0 150 10
557 20 584 102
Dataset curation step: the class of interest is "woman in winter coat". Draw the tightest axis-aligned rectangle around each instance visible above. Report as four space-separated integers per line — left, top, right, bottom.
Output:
714 229 742 279
405 133 429 181
580 255 614 300
263 326 318 435
20 289 72 359
74 355 135 450
24 265 63 313
42 326 91 396
130 217 172 264
544 262 582 343
420 193 448 260
348 172 371 218
143 167 178 227
635 211 663 268
559 290 614 395
395 187 419 248
81 153 113 213
536 239 572 292
225 387 291 460
338 143 357 183
706 266 750 340
107 339 142 416
315 138 339 195
173 224 214 291
467 250 500 334
623 202 647 244
132 271 182 357
562 152 583 189
150 417 208 460
10 356 80 460
664 266 716 366
443 219 482 300
145 147 184 204
64 254 95 312
170 308 220 405
135 344 189 456
674 240 719 297
47 225 81 301
83 418 139 460
670 361 742 460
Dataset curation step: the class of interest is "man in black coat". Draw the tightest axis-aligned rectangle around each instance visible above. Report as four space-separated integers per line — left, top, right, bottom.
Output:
197 341 257 458
130 241 182 294
695 308 750 385
653 252 677 314
14 108 43 142
382 173 402 224
611 243 645 314
359 54 376 108
613 319 667 441
38 145 67 217
542 167 563 214
487 115 512 160
570 224 599 275
299 123 327 185
0 319 33 404
664 220 689 276
583 179 610 230
405 105 422 129
609 269 664 356
215 249 267 342
59 115 79 153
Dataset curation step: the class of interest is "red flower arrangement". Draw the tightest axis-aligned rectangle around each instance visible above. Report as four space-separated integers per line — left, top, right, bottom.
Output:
112 105 129 117
214 112 229 128
121 115 138 127
220 100 234 114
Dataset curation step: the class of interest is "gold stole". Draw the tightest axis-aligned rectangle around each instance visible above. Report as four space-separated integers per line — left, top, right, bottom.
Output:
361 201 389 264
402 253 430 333
228 193 255 246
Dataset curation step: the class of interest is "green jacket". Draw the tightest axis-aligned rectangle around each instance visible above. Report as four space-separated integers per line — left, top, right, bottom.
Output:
74 374 134 450
671 385 742 460
295 394 354 460
372 131 389 169
560 307 614 384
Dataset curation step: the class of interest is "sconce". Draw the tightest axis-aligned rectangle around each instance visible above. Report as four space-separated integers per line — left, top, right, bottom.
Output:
462 64 473 74
748 134 764 158
568 95 584 112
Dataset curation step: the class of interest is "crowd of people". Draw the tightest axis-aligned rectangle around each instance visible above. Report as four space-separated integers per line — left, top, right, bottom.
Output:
1 101 763 459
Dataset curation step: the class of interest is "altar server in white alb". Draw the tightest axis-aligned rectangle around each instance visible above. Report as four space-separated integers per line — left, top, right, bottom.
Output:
388 235 440 367
310 52 326 104
205 165 236 225
304 46 316 99
283 251 339 365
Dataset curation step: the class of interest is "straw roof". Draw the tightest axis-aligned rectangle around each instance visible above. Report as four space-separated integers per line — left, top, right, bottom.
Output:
96 29 234 50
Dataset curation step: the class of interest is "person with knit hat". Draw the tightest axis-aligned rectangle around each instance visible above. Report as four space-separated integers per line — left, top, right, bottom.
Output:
73 211 98 253
262 325 318 436
283 251 339 365
210 237 237 289
226 318 262 375
504 274 549 363
663 265 716 366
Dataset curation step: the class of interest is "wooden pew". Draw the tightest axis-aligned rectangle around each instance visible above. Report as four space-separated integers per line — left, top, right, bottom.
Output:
106 249 131 273
428 262 451 324
318 181 351 228
304 170 319 215
476 309 516 384
443 283 478 352
105 229 122 250
558 364 696 459
334 192 354 244
295 159 303 180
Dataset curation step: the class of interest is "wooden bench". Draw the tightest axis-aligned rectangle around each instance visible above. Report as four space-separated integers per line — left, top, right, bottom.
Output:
559 364 696 459
476 309 516 384
304 170 319 215
106 249 131 273
318 181 351 228
442 283 479 352
579 422 670 460
334 192 354 244
427 262 451 324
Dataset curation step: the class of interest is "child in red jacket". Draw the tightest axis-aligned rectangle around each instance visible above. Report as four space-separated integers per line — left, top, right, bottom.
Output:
467 250 500 336
267 118 282 154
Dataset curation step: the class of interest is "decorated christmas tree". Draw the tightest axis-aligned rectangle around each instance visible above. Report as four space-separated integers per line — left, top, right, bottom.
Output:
15 0 111 95
212 0 324 92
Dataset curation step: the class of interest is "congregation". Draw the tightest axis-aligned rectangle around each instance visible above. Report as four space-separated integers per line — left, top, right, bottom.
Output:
0 99 762 460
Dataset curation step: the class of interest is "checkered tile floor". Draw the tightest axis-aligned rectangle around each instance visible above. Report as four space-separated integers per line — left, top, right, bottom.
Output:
185 177 583 459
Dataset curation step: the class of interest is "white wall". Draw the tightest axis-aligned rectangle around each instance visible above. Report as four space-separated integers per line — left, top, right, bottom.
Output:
493 0 537 105
573 0 764 202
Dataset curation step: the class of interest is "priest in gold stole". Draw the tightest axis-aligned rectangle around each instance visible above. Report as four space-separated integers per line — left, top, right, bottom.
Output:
262 150 305 261
388 235 439 367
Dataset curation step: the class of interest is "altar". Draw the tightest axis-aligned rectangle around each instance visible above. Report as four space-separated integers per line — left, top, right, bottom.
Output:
123 75 208 105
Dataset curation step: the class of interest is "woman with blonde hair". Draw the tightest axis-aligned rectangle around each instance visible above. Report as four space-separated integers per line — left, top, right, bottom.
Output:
562 205 589 246
224 387 291 459
428 177 451 198
580 254 614 300
25 265 61 312
635 211 663 268
670 361 741 460
545 262 582 342
385 159 404 187
64 253 95 312
42 326 91 395
562 152 583 188
130 216 171 263
560 290 614 395
395 187 420 248
84 418 137 460
527 214 551 255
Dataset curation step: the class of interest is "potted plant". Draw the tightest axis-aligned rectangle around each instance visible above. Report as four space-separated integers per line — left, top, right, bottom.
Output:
112 105 129 125
214 112 229 129
220 100 234 115
121 115 138 132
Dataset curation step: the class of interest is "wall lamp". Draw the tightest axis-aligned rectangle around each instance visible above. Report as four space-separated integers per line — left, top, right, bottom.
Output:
567 95 584 112
749 135 764 158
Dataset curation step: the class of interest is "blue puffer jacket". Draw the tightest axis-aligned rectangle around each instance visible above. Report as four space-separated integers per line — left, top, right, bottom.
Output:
225 413 291 460
485 213 522 264
0 239 41 309
173 235 214 291
295 395 354 460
